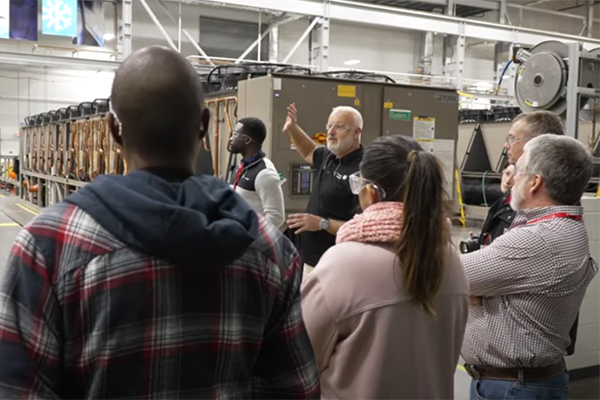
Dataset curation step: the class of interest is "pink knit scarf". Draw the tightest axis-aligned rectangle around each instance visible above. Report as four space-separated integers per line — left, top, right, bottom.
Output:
336 202 404 244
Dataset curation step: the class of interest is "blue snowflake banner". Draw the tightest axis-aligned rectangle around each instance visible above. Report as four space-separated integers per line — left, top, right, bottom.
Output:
42 0 77 37
0 0 9 39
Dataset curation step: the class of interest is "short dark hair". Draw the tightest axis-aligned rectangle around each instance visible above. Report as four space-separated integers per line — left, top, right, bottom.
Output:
513 110 565 138
238 117 267 144
111 46 204 162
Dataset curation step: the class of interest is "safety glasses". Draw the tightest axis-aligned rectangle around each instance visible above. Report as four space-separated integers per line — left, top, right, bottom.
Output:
348 172 386 198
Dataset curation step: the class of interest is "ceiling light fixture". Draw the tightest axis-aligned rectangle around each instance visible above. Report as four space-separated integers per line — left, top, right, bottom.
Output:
103 33 115 41
344 59 361 66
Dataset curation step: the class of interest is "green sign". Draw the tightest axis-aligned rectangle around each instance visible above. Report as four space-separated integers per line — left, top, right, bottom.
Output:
389 109 412 121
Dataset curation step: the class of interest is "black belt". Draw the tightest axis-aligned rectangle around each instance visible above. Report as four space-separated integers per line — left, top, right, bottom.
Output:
464 361 565 381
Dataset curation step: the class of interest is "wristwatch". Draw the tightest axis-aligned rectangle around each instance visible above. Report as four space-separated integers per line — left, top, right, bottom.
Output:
319 218 330 231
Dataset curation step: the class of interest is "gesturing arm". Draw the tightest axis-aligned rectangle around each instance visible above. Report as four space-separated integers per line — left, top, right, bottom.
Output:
283 103 318 164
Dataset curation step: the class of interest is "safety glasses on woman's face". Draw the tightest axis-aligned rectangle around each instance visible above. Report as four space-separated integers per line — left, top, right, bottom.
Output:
348 172 386 198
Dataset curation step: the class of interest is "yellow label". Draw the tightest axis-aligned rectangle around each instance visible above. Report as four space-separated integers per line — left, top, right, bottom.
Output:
415 117 435 122
384 102 393 109
313 133 327 144
354 98 360 107
337 85 356 98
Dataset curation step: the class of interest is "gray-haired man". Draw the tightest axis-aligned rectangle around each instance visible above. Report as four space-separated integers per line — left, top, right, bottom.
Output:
461 134 598 400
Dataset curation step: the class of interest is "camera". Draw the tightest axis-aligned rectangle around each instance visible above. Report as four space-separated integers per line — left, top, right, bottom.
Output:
459 236 480 254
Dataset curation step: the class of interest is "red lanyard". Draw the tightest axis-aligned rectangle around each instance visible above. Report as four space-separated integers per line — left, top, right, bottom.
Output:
528 212 582 225
232 164 244 190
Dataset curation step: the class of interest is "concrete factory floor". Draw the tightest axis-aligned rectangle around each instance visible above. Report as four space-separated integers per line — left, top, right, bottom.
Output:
0 190 598 399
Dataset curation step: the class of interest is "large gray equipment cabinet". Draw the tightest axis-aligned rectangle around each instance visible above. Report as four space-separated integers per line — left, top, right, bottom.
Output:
231 74 459 213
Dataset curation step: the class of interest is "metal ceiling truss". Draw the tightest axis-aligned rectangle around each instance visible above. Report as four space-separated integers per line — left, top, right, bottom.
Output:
194 0 600 49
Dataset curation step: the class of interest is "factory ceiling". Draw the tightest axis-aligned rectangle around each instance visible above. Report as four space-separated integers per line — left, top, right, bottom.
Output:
351 0 496 18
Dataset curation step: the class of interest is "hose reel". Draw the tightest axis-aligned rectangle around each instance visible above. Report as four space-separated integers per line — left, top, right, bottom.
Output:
514 41 600 121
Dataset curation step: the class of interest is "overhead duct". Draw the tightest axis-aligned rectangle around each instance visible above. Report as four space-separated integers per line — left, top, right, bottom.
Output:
269 26 279 62
417 31 434 75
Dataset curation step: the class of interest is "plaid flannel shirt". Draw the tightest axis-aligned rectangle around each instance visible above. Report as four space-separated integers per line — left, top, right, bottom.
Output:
0 202 320 399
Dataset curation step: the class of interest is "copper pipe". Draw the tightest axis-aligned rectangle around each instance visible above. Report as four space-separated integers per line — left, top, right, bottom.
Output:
48 125 56 175
224 98 234 139
40 126 46 174
204 96 238 178
32 128 38 173
57 123 66 177
68 121 79 179
98 118 109 176
90 118 102 180
76 120 91 181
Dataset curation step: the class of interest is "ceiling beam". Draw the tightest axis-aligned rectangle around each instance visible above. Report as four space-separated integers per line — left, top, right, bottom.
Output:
396 0 500 10
195 0 600 49
0 51 120 71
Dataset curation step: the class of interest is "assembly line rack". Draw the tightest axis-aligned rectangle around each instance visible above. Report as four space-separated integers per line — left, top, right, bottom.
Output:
19 100 127 208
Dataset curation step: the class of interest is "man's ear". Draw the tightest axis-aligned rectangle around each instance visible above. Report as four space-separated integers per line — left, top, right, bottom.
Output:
199 107 210 140
354 127 362 141
107 112 123 147
529 174 544 196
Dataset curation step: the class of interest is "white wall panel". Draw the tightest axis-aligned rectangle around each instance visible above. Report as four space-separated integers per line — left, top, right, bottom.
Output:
0 68 113 156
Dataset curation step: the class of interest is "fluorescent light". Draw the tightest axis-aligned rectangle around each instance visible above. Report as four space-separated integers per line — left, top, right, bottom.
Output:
103 33 115 41
344 59 361 66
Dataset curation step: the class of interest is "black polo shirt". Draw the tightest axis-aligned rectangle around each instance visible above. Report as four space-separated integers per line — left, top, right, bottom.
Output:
300 146 363 266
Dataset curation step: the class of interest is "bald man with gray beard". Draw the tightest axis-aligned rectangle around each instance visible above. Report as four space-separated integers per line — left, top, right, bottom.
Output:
0 46 319 399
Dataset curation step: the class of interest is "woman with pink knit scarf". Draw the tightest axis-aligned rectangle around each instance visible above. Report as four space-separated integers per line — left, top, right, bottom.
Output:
300 135 469 400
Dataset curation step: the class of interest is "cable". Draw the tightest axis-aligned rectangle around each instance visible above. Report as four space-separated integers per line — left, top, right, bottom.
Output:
495 59 513 95
482 170 490 207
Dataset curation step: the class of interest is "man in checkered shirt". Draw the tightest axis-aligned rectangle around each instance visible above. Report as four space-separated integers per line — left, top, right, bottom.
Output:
0 46 320 399
461 134 598 400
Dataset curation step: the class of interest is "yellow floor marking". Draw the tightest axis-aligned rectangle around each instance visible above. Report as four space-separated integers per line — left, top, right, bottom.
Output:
16 203 39 216
0 194 5 198
0 222 18 227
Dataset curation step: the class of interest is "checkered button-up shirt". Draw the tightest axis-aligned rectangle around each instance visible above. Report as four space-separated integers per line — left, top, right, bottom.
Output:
460 205 598 368
0 203 320 399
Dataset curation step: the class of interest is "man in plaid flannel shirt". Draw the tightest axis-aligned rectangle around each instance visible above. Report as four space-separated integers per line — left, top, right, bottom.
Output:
0 46 319 399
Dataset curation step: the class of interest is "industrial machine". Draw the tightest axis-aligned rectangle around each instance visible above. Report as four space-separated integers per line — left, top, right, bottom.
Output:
19 102 117 208
18 100 214 208
19 71 460 214
459 41 600 209
514 41 600 136
207 73 459 214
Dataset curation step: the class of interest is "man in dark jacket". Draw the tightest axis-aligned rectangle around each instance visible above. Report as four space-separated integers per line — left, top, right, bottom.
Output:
474 110 580 355
0 46 319 399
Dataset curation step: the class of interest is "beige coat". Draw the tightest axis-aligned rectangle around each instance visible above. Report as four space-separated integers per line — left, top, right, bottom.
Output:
300 241 469 400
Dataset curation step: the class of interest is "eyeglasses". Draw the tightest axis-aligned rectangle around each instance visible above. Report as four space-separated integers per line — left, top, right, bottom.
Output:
505 135 524 145
326 123 353 132
349 172 386 198
232 130 254 142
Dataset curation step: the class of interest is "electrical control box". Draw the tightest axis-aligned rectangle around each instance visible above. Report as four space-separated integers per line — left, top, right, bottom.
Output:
290 164 316 196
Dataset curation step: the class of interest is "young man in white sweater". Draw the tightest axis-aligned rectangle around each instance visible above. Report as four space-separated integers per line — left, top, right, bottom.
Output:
228 117 285 228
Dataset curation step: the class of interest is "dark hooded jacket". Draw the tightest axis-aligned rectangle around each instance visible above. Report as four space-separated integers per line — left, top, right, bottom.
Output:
0 169 320 399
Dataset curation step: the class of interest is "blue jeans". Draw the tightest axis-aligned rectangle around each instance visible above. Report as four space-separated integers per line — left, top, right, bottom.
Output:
470 372 570 400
